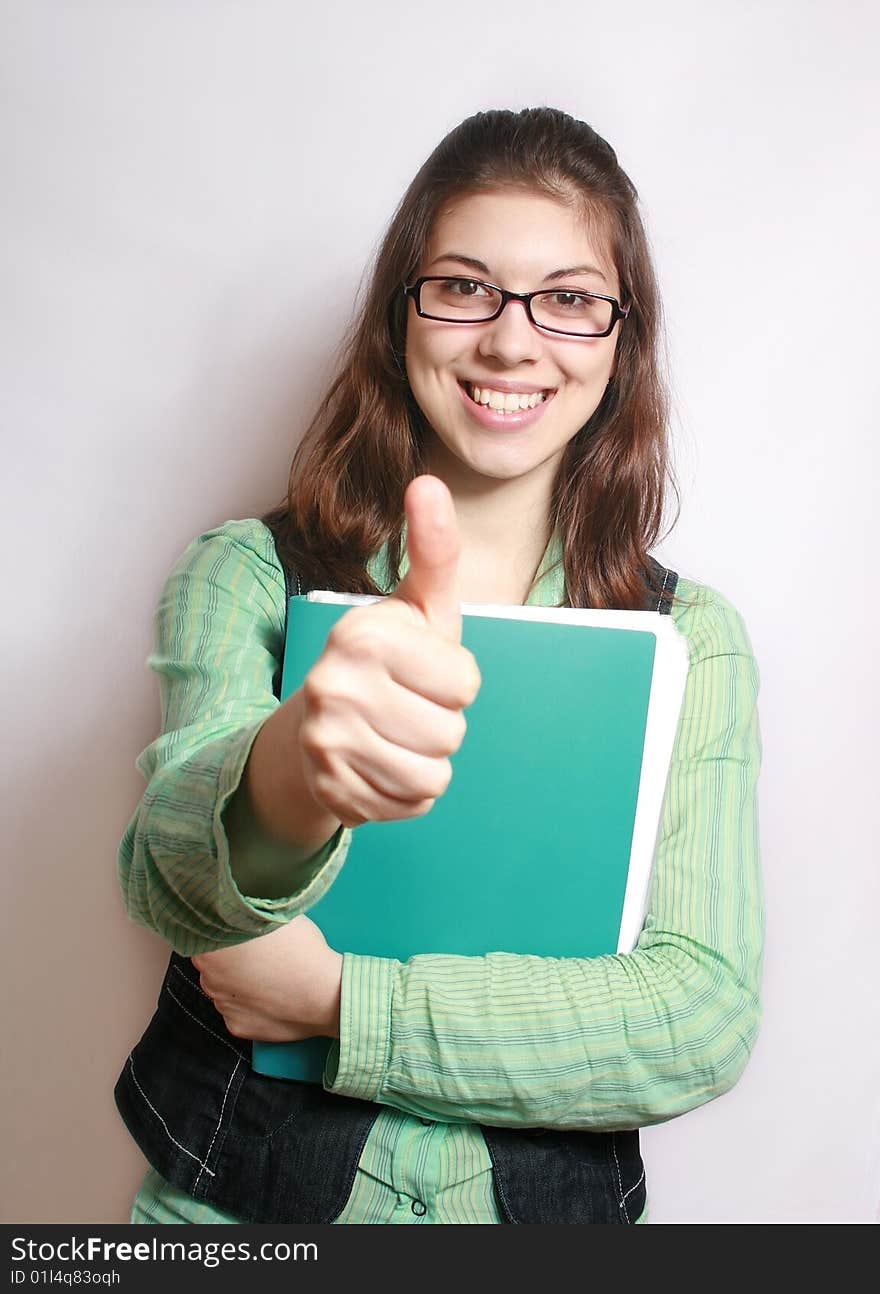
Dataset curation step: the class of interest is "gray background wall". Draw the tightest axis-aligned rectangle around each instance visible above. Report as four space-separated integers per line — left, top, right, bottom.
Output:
2 0 877 1223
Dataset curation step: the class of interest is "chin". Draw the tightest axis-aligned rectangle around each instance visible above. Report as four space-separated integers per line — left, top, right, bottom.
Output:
458 448 546 483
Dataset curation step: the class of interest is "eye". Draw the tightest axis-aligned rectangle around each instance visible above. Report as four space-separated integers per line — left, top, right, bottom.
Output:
442 278 492 298
531 290 614 335
549 292 592 311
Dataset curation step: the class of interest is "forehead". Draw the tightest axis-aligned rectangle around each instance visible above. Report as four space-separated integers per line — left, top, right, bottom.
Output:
423 188 617 288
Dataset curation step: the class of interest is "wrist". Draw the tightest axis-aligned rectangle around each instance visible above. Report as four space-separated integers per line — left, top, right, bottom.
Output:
247 692 341 850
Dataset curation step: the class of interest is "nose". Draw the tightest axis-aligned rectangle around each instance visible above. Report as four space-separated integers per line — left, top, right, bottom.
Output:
476 298 544 367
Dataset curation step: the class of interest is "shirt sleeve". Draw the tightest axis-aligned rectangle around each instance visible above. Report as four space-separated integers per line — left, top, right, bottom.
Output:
325 583 764 1130
117 519 351 955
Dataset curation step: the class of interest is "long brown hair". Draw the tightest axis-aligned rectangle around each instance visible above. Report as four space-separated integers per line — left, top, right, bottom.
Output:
263 106 684 610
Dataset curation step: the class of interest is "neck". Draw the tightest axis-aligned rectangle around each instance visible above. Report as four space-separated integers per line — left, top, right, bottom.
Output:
422 442 557 603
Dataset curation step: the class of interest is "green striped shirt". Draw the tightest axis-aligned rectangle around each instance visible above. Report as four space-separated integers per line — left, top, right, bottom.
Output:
120 519 763 1225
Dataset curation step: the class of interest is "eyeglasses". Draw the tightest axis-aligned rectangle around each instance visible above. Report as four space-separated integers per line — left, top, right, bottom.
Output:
402 276 629 338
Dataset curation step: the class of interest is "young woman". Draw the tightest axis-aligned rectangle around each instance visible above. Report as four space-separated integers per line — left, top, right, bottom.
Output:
116 106 763 1225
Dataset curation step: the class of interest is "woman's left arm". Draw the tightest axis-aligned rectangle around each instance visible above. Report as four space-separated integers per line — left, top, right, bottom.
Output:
323 584 764 1130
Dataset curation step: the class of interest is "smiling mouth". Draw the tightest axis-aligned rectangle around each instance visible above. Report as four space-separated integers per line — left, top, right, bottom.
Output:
460 381 555 412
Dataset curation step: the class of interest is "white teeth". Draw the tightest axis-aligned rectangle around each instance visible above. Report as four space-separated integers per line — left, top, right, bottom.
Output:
470 384 547 411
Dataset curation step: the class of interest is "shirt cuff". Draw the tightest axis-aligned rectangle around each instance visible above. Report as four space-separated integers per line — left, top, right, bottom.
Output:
238 823 351 914
323 953 396 1101
214 718 352 923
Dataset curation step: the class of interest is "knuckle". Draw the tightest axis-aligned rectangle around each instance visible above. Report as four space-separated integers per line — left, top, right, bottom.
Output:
413 796 437 819
426 758 452 798
348 627 387 663
449 711 468 751
330 607 384 655
465 653 482 700
299 718 329 763
302 665 329 709
380 794 437 822
304 663 358 714
454 650 481 705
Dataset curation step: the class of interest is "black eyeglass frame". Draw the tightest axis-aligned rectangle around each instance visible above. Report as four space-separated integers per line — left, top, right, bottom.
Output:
402 275 630 339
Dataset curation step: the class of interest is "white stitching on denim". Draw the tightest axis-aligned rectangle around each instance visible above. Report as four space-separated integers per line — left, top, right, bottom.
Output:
621 1167 646 1208
193 1058 241 1194
611 1132 629 1223
656 566 671 613
126 1056 216 1178
165 983 249 1062
173 964 213 1000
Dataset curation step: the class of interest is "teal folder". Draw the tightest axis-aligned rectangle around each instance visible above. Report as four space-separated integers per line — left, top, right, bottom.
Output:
252 594 688 1083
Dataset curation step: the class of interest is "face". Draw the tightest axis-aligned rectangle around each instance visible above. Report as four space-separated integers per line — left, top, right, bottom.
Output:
404 188 623 501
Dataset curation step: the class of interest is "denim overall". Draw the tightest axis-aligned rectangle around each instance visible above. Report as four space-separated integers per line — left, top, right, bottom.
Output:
115 556 678 1224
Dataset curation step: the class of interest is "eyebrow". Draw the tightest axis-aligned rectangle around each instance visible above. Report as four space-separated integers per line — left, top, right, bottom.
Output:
426 252 609 285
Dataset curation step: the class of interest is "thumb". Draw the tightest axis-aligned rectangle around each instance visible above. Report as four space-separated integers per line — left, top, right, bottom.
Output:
390 475 462 641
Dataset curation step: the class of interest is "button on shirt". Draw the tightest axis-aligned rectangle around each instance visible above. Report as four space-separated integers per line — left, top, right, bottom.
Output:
335 1111 498 1223
121 519 763 1226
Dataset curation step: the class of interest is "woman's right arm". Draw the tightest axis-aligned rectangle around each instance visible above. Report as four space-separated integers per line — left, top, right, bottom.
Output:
118 519 351 956
121 480 478 957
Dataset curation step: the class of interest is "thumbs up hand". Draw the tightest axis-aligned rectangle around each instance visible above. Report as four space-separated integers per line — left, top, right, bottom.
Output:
388 474 464 642
296 476 482 828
